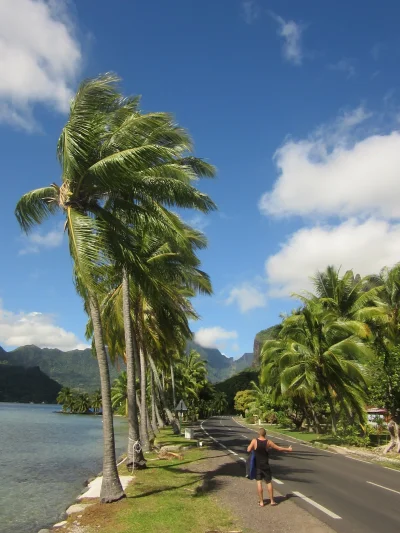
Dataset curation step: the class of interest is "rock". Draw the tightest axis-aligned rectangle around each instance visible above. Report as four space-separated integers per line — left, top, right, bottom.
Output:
53 521 67 528
66 503 93 516
37 529 51 533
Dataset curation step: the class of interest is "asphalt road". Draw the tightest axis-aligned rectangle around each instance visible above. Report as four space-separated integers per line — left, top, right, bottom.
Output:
201 416 400 533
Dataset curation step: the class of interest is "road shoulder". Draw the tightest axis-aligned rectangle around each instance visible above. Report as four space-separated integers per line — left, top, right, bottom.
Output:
191 448 336 533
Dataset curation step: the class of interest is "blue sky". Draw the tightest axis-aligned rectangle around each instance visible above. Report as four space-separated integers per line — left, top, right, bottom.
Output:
1 0 400 358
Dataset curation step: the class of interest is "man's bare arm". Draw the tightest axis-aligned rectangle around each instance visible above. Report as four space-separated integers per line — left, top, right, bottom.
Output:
268 440 293 452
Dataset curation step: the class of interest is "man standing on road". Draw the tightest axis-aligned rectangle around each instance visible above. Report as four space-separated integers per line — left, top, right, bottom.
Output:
247 428 293 507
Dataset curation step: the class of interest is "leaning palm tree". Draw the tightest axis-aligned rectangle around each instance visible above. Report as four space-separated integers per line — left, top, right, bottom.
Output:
56 387 73 412
15 74 215 500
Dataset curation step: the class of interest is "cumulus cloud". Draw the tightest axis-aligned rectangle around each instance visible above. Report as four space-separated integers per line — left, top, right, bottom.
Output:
242 1 260 24
266 218 400 297
0 300 88 350
259 106 400 219
226 283 267 312
19 225 64 255
194 326 238 349
186 214 210 232
0 0 81 130
271 12 303 65
328 58 356 78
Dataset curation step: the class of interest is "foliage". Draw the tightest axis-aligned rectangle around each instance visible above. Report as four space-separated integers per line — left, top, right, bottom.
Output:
215 369 259 412
234 390 254 414
56 386 101 414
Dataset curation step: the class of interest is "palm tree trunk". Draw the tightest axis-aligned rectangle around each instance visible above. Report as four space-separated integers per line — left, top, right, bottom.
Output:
139 346 151 451
88 294 125 503
148 353 180 434
150 371 158 433
325 388 337 435
171 363 176 409
122 268 145 468
154 388 165 428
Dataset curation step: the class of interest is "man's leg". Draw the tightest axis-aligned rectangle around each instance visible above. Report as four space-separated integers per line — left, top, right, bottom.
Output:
257 480 264 505
266 481 276 505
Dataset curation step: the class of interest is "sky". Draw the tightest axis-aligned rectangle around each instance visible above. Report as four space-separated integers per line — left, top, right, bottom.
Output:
1 0 400 358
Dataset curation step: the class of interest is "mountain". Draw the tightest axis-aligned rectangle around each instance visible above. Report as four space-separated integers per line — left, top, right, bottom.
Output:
0 342 255 391
0 364 62 403
253 325 281 366
186 340 254 382
0 345 121 392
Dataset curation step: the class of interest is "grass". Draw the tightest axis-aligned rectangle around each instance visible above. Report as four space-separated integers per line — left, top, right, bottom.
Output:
154 426 198 448
65 427 240 533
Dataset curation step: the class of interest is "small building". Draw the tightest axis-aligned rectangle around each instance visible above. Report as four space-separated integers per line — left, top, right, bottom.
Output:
366 407 388 424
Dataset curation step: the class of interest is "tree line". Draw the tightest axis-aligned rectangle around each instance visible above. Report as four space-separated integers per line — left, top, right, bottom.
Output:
251 265 400 439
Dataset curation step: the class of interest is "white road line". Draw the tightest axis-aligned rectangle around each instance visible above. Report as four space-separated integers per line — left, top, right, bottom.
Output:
345 456 370 465
292 491 341 519
366 481 400 495
239 457 246 462
272 477 284 485
384 466 400 473
242 434 249 439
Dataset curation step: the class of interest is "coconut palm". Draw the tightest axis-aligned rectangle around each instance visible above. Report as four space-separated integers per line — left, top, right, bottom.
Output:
210 391 228 415
111 372 128 415
92 390 102 414
73 393 91 414
15 74 215 500
57 387 73 412
262 301 372 434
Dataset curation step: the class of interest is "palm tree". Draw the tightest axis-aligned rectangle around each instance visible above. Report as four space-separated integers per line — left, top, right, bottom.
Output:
111 372 128 415
57 387 73 412
16 74 215 500
73 393 91 414
356 264 400 415
262 302 372 434
210 391 228 415
92 390 102 414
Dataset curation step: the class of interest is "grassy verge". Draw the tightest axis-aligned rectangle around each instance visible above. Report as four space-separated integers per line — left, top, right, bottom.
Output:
63 427 240 533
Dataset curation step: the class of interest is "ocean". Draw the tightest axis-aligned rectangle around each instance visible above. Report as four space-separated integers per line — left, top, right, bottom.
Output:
0 403 128 533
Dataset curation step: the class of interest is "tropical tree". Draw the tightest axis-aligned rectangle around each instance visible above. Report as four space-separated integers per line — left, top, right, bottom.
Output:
111 372 128 415
73 393 91 414
92 390 102 414
57 387 73 412
15 74 215 499
234 389 254 415
262 301 372 434
210 391 228 415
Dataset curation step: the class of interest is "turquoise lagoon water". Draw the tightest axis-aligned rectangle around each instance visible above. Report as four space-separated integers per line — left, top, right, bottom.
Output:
0 403 128 533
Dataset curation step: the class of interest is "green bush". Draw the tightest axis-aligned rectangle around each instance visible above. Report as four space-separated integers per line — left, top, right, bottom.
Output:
275 411 292 428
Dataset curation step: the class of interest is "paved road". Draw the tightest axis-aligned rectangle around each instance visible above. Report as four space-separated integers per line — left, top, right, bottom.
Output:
201 416 400 533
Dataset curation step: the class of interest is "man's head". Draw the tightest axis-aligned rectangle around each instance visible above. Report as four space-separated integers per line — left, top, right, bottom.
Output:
258 428 266 437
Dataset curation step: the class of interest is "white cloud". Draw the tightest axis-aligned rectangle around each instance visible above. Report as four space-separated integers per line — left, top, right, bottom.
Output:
242 1 259 24
226 283 267 312
19 226 64 255
259 106 400 219
186 214 210 232
0 0 81 130
329 58 356 79
194 326 238 349
266 218 400 297
271 12 303 65
0 300 88 350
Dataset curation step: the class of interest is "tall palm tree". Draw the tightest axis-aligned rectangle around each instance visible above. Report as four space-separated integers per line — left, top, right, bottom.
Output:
73 393 91 414
15 74 215 499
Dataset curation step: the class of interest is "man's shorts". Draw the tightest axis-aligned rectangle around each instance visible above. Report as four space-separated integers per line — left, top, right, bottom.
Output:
256 466 272 482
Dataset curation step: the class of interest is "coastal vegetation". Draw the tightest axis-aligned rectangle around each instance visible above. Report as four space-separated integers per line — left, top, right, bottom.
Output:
234 265 400 448
56 386 102 414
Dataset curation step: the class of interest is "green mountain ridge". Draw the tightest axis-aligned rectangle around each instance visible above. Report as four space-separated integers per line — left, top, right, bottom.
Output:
0 364 62 403
0 342 255 391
